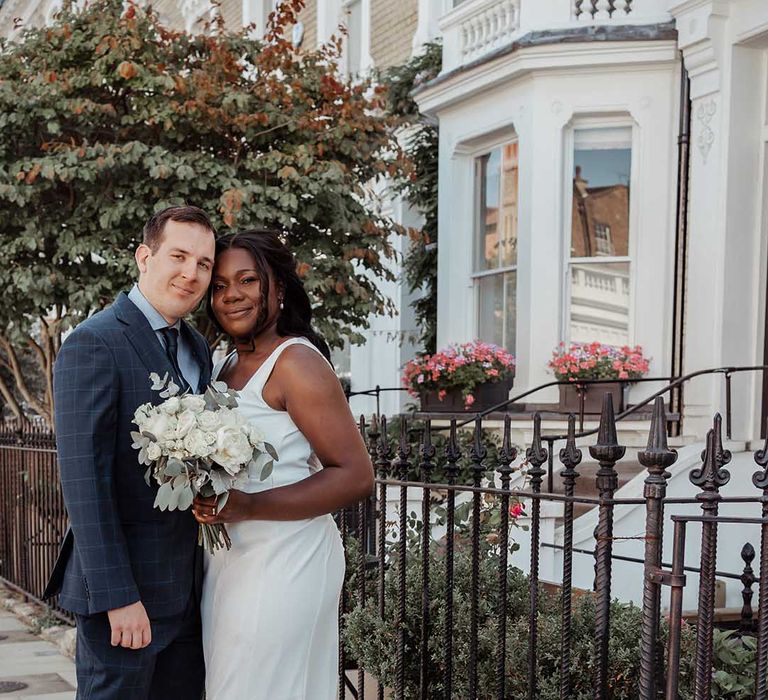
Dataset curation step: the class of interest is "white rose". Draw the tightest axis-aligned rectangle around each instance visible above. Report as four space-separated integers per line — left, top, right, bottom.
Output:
197 410 220 433
146 442 162 461
142 412 173 442
211 426 253 475
174 409 197 439
159 396 181 415
180 395 206 414
218 408 245 429
183 428 215 458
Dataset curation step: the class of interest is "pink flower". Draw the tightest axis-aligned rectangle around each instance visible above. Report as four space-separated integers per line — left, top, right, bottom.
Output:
438 389 447 400
509 503 525 519
465 394 475 407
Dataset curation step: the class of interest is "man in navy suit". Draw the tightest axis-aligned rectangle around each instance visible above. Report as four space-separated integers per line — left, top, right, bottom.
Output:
44 205 216 699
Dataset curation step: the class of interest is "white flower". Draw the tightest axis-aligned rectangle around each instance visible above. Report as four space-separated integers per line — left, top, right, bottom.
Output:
142 412 173 442
211 426 252 475
183 428 215 458
197 410 220 433
248 424 266 447
180 395 206 414
133 402 154 426
218 407 245 429
146 442 162 461
174 409 197 439
158 396 181 415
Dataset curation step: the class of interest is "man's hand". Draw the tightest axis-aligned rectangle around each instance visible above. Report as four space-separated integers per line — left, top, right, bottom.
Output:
107 601 151 649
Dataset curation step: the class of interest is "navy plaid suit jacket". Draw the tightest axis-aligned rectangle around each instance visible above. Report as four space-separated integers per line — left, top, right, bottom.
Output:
44 292 212 617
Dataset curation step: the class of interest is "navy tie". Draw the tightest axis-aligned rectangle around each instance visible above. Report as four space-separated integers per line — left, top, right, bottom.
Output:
159 327 189 393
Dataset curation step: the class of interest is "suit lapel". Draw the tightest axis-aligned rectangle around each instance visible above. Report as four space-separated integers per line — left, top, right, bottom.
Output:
113 292 176 384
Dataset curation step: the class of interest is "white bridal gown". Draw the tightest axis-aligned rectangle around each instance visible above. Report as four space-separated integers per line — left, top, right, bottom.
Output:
201 337 346 700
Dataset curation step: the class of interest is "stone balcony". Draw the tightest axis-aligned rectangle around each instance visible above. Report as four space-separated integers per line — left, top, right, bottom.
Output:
439 0 674 72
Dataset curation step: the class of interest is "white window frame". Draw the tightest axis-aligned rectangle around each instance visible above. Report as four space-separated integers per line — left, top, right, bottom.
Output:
561 117 638 346
336 0 372 76
470 135 520 352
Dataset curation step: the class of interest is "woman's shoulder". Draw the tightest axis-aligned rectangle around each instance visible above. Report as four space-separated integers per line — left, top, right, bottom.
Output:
274 338 333 376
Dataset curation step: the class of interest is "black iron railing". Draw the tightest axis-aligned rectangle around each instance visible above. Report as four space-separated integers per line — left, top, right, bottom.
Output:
4 379 768 697
336 396 768 699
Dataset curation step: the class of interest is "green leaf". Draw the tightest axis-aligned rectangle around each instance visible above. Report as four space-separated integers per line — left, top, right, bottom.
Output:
264 442 278 461
260 459 274 481
153 480 174 511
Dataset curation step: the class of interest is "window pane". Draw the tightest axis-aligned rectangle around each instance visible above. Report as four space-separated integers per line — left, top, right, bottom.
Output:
568 261 630 346
571 137 631 258
475 141 518 271
478 270 516 353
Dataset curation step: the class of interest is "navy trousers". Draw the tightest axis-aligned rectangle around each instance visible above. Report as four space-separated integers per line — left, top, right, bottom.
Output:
74 593 204 700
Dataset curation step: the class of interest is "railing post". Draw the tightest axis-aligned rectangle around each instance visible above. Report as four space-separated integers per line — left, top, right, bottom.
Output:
690 415 731 699
418 421 435 700
496 416 517 700
375 416 391 700
468 417 487 700
558 415 582 700
526 413 548 700
443 420 461 700
752 427 768 699
665 519 688 700
638 397 678 700
588 393 626 700
394 417 412 700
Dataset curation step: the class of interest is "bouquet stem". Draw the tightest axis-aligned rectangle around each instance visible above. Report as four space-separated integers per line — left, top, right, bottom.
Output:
198 523 232 554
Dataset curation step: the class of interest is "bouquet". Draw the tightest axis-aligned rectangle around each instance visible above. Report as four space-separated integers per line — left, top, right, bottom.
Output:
402 340 515 408
131 372 278 554
548 342 650 382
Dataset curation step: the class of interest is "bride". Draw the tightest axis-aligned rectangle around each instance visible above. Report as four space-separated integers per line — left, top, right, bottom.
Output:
192 229 374 699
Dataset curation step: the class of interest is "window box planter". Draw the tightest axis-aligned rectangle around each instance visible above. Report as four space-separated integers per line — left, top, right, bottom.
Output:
557 381 627 414
419 377 514 413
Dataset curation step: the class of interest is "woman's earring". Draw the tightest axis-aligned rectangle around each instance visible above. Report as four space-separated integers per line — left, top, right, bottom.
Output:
279 299 284 310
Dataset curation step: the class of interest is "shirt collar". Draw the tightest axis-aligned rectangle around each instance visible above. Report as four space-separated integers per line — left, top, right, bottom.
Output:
128 284 181 332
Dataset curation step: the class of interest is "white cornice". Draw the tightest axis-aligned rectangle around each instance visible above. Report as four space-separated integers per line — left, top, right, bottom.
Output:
414 40 678 116
669 0 730 99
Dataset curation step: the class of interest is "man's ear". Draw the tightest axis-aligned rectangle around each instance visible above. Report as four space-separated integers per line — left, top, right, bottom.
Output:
135 243 152 274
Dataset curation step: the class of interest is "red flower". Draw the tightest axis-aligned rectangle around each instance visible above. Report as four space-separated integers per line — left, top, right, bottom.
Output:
509 503 525 519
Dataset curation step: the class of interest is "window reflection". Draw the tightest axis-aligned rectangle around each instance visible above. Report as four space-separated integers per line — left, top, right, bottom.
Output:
474 140 519 354
568 130 632 346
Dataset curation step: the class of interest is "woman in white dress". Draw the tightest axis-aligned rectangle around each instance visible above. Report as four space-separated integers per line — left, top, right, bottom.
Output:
192 230 374 700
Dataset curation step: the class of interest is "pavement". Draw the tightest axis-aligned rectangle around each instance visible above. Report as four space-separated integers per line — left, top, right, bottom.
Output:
0 608 76 699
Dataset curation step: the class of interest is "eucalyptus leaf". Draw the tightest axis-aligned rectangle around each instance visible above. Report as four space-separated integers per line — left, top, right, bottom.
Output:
177 486 194 511
217 491 230 512
166 481 182 511
153 480 174 511
164 459 183 478
143 466 152 486
265 442 278 461
260 459 274 481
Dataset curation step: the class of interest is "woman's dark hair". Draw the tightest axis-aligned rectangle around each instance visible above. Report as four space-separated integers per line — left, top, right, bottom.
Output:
206 229 332 362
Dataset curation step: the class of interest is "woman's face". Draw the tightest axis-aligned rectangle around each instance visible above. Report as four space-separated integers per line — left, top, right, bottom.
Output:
210 247 281 339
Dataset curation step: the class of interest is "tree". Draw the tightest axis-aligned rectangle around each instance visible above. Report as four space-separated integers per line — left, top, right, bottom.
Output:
0 0 410 425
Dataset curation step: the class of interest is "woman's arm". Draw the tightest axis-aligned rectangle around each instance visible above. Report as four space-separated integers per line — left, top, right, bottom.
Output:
194 344 374 524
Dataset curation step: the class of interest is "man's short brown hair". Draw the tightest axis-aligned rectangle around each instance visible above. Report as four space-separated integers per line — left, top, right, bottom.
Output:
143 205 216 252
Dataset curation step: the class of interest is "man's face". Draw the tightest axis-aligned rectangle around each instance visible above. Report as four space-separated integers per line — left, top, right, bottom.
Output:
135 220 216 323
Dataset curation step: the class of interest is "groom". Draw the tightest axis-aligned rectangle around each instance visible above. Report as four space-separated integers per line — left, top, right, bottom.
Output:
44 205 216 698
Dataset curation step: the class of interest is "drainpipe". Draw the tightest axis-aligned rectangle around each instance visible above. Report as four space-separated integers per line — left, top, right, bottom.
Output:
669 55 691 437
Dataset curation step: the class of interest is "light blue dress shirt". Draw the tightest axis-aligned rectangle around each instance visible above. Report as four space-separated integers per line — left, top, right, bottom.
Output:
128 285 201 392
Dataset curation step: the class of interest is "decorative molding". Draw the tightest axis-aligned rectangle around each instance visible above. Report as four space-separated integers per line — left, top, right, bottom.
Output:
695 98 716 163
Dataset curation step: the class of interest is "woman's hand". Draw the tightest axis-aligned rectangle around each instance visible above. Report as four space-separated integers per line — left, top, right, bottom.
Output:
192 491 253 525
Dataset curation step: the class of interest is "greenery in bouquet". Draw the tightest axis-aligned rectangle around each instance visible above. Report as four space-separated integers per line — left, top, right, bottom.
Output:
131 372 277 553
548 342 650 383
402 341 515 408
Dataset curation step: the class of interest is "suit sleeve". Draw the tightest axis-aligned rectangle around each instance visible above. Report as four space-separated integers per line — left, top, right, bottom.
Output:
54 327 140 614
